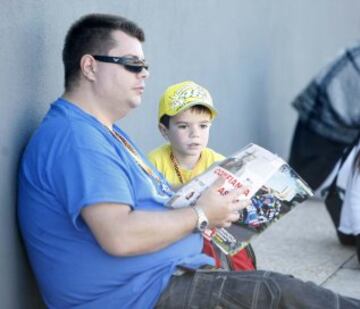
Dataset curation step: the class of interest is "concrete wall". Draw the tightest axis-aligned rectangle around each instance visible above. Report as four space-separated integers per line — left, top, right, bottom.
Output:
1 1 360 307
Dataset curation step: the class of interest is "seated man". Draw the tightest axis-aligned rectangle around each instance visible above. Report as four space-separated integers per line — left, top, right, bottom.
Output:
18 13 360 308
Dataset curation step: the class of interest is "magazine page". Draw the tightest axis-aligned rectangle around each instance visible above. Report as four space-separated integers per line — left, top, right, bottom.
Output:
167 144 282 208
166 143 313 255
211 163 313 255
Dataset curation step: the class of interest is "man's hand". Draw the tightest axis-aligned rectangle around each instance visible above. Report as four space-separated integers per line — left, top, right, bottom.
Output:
194 177 250 228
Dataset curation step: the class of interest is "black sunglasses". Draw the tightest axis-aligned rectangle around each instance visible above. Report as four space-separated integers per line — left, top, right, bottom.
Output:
92 55 149 73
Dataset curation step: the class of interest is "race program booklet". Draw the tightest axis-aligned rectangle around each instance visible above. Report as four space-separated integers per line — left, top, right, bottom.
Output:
166 143 313 255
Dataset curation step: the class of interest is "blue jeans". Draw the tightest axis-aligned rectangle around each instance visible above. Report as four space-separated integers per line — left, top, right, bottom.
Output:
156 269 360 308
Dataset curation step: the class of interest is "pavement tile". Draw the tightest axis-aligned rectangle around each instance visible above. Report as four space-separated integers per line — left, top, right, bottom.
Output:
322 267 360 299
251 199 359 298
343 255 360 270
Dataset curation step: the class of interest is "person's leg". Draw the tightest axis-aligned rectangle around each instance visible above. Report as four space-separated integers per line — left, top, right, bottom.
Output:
156 270 360 309
264 271 360 309
156 270 281 309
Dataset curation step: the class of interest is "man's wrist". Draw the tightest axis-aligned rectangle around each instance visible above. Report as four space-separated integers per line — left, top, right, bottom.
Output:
192 206 209 232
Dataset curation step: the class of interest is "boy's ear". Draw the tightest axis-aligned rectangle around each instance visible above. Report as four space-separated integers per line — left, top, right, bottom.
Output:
158 123 169 140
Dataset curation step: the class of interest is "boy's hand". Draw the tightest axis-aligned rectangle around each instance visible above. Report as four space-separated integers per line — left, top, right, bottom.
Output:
194 177 250 228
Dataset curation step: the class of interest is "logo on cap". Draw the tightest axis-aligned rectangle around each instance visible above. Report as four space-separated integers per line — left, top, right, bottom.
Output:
169 83 212 113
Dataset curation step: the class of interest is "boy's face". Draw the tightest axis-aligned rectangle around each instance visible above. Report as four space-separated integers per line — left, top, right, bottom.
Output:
161 108 212 159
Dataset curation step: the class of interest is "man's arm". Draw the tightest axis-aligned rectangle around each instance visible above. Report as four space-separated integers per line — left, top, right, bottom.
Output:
81 178 247 256
81 203 198 256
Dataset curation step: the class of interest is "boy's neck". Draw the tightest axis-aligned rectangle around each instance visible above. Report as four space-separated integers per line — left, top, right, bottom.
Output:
171 149 201 170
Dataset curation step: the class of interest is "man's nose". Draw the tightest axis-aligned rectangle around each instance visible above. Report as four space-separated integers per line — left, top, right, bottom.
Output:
139 67 150 79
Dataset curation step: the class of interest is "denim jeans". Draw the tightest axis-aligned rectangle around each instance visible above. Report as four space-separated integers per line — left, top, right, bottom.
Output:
156 269 360 309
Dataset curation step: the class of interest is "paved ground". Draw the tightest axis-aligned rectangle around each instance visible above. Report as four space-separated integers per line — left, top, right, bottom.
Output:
251 199 360 299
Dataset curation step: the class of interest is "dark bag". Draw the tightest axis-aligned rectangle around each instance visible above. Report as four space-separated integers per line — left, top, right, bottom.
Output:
289 120 348 190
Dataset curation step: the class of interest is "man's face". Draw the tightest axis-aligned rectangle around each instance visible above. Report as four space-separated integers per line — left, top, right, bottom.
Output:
93 30 149 118
162 108 212 159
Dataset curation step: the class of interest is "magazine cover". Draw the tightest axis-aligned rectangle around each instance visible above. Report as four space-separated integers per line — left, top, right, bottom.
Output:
166 143 313 255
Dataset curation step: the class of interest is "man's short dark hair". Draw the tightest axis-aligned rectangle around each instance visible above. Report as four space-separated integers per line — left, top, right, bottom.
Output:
159 105 212 128
62 13 145 91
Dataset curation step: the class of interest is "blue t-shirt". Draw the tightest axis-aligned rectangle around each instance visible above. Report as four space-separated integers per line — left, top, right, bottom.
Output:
18 98 213 309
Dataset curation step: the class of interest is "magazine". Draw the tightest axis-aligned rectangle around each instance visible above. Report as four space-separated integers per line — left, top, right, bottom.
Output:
166 143 313 255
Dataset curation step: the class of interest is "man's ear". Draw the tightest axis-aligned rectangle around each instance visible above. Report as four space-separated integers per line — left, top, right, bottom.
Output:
158 123 169 140
80 54 97 81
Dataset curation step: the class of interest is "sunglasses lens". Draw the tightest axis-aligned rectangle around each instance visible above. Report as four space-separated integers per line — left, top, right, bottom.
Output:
93 55 149 73
124 64 148 73
124 65 143 73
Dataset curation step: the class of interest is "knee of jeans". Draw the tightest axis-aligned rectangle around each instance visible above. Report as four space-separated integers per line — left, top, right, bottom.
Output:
261 277 282 299
214 272 282 309
236 276 280 309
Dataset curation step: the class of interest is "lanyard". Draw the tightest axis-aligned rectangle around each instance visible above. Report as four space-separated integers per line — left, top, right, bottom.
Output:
170 151 185 184
108 128 172 196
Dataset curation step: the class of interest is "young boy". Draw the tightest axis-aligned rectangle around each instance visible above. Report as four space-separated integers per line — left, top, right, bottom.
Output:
148 80 256 270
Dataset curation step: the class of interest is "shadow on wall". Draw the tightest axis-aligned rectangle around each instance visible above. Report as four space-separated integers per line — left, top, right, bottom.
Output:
14 136 46 308
3 20 52 308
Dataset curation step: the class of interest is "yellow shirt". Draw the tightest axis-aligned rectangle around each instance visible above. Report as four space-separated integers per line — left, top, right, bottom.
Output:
148 144 225 188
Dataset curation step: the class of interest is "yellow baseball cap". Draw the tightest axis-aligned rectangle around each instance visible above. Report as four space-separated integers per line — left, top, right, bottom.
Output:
158 80 217 122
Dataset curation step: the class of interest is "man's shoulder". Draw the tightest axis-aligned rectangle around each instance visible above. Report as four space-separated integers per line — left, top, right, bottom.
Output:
26 110 109 161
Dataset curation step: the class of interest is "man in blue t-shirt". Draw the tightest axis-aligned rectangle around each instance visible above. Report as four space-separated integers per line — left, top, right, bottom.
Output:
18 13 360 309
18 13 236 308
